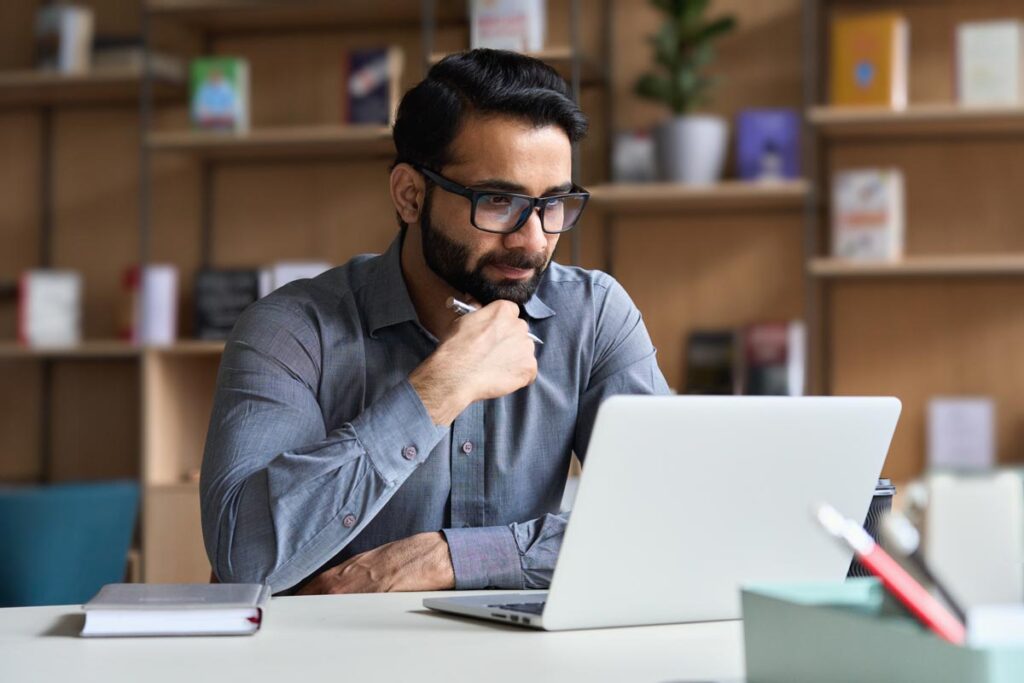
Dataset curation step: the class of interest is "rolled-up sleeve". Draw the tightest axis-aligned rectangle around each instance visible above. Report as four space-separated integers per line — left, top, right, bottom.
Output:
200 303 447 593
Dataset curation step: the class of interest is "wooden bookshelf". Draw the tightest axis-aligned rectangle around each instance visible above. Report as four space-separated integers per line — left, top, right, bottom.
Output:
0 67 183 108
810 255 1024 279
146 125 395 160
0 341 140 360
588 180 810 213
429 47 603 85
145 0 464 32
808 104 1024 138
149 340 226 355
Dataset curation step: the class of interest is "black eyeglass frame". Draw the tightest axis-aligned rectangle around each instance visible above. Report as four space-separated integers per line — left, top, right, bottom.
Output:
415 165 590 235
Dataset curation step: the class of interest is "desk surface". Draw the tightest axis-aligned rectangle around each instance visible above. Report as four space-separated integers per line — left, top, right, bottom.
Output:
0 591 745 683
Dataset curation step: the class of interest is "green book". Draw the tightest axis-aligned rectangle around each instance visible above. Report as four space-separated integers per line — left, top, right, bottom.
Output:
190 57 249 132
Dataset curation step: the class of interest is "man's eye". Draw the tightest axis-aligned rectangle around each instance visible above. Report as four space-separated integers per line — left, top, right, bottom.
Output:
486 195 513 206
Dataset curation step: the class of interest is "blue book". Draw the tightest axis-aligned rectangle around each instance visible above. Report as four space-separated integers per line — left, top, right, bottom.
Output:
344 46 404 125
735 109 801 181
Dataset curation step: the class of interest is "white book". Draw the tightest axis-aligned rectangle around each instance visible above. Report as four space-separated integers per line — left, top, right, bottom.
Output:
35 4 94 73
957 20 1024 106
81 583 270 638
831 168 905 261
138 265 179 345
927 397 996 471
470 0 546 52
259 261 332 298
19 269 82 347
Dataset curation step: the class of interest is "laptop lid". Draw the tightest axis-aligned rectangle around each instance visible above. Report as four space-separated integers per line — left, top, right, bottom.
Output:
541 395 901 630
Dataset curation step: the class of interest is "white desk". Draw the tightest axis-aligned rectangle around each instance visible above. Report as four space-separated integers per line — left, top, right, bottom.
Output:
0 591 745 683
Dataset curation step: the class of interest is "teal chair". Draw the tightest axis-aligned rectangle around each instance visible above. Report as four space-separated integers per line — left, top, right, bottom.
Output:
0 480 139 607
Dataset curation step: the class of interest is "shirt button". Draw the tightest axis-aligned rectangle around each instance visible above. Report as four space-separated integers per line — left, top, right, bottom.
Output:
342 514 357 528
461 441 474 455
402 445 418 460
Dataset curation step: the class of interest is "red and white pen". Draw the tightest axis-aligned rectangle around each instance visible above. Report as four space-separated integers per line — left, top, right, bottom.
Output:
815 503 966 645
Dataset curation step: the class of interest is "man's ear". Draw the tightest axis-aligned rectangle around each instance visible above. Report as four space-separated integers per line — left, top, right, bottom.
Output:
390 163 426 225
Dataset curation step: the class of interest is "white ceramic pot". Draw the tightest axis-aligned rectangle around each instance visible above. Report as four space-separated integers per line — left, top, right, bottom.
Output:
655 115 729 184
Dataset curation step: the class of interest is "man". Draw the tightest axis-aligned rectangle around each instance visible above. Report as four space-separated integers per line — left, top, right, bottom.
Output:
200 49 670 595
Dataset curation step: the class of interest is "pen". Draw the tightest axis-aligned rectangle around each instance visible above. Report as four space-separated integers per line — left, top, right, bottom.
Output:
445 296 544 345
815 503 966 645
879 511 968 624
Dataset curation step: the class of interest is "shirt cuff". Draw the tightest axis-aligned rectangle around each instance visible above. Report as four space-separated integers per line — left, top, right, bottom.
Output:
442 525 524 590
349 378 448 484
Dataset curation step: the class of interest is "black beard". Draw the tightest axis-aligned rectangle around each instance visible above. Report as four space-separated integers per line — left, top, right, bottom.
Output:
419 194 548 305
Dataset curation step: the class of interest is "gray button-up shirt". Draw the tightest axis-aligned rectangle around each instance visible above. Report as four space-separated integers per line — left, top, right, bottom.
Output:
200 233 670 593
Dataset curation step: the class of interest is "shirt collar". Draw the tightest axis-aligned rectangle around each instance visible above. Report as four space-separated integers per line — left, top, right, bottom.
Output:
364 232 557 336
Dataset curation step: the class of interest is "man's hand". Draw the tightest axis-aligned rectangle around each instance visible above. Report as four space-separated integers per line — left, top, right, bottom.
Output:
410 300 538 425
295 532 456 595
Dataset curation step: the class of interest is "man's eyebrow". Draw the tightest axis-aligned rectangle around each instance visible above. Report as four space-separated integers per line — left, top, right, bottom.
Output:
469 178 574 195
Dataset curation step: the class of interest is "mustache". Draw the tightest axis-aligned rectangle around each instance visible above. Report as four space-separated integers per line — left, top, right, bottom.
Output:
477 251 548 271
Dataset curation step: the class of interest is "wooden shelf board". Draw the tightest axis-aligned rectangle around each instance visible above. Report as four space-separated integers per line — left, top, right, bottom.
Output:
147 125 395 160
0 341 141 359
808 104 1024 138
0 67 183 108
810 255 1024 278
146 0 464 32
146 481 200 493
429 47 603 85
147 340 226 355
588 180 809 213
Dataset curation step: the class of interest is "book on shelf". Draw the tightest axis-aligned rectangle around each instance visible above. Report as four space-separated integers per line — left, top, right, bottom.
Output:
956 20 1024 106
190 57 249 132
18 269 82 348
35 3 94 73
342 46 404 125
194 269 260 340
684 330 738 395
831 168 904 261
258 261 333 299
735 109 801 182
927 397 996 472
81 583 270 638
830 12 908 108
120 265 179 345
739 321 805 397
470 0 546 52
92 36 185 81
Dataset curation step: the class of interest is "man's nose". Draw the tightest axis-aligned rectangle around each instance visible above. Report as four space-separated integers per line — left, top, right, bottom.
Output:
503 207 547 253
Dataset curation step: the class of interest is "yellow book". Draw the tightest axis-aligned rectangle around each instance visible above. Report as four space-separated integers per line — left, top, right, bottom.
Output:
830 12 908 108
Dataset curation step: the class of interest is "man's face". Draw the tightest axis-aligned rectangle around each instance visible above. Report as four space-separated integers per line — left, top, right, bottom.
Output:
417 115 573 305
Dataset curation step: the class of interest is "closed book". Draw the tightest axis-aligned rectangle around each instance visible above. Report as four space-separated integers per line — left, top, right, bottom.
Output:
831 168 905 261
684 330 738 395
830 12 908 108
740 321 805 397
120 265 179 345
735 109 801 181
81 583 270 637
190 57 249 132
343 46 404 125
18 270 82 347
957 20 1024 106
470 0 546 52
194 269 259 340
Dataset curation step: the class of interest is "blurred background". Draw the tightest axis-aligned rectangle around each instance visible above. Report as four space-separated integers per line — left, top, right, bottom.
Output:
1 0 1021 602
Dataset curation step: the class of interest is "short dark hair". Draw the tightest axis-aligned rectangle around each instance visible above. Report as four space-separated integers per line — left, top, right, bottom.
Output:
391 49 588 230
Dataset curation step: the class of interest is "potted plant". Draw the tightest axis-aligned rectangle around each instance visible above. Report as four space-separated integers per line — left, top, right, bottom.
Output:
635 0 737 184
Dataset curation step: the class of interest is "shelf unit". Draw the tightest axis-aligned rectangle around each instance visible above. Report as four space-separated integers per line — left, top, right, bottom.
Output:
0 67 183 108
146 124 395 160
588 180 810 213
804 0 1024 481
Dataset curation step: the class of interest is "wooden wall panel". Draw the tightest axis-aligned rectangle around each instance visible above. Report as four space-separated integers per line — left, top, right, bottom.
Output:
0 112 41 338
52 108 140 338
612 211 805 391
829 279 1024 482
143 486 210 583
49 359 139 482
828 138 1024 256
0 362 43 482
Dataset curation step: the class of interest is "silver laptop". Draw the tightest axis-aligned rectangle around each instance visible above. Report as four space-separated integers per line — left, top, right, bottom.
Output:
424 395 901 630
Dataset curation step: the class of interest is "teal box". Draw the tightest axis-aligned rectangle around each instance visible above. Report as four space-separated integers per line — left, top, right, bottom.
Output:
742 579 1024 683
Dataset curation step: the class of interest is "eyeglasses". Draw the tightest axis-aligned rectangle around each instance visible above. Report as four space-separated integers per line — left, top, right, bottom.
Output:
415 166 590 234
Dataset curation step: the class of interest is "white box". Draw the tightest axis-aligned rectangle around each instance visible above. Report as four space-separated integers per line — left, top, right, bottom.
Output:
470 0 546 52
19 270 82 347
927 397 996 471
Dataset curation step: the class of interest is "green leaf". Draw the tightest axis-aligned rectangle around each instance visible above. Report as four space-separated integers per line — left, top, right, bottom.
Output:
687 16 737 45
634 73 674 106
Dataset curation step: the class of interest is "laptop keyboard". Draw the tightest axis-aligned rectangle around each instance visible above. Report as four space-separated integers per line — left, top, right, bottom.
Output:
489 601 546 615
